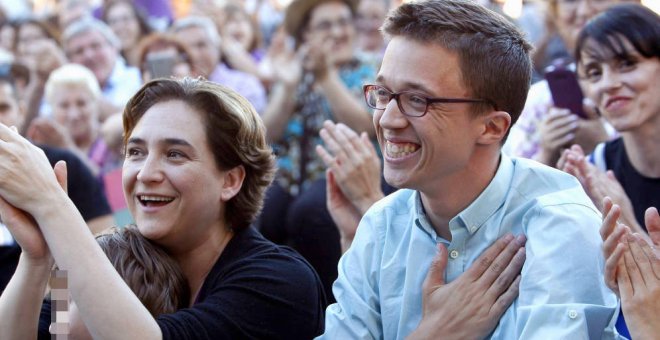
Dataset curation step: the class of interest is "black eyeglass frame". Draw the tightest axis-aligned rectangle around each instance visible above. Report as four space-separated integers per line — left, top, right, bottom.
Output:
363 84 497 117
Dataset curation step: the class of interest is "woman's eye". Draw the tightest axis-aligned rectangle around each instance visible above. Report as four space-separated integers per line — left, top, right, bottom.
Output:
126 147 143 157
583 67 602 81
617 58 636 71
167 150 186 159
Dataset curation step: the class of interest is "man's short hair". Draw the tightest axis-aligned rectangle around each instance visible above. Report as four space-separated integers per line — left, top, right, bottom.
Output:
381 0 533 130
170 16 221 47
62 17 121 51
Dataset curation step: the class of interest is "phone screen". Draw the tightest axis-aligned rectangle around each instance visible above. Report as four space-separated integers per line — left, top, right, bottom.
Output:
146 52 176 79
544 66 587 119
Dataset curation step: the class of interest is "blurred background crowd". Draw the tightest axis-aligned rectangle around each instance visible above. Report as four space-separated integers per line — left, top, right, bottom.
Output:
0 0 658 326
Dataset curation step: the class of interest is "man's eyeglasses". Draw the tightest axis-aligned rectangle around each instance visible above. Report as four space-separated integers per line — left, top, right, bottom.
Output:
363 84 496 117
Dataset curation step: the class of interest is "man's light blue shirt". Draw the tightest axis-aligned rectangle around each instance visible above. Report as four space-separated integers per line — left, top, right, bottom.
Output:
321 155 620 339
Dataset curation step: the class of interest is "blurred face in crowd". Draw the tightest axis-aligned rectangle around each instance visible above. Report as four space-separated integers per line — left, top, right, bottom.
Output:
304 1 356 65
66 30 118 87
141 47 193 82
50 84 99 147
106 2 141 52
16 23 52 69
223 11 255 51
0 82 22 128
578 38 660 133
551 0 623 50
174 26 219 78
0 24 15 52
355 0 388 52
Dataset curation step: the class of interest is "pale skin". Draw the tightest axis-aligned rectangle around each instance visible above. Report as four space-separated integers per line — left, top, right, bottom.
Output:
600 197 660 340
316 120 384 252
557 144 644 235
0 100 246 339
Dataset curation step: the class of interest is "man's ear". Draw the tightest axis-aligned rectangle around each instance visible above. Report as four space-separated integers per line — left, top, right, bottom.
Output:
220 165 246 202
477 111 511 145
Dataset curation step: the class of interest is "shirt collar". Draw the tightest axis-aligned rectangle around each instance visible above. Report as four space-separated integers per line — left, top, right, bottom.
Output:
413 153 515 238
454 153 514 235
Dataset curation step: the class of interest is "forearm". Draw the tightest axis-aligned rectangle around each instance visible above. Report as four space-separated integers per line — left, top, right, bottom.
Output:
0 253 53 340
263 82 297 142
34 196 161 339
318 72 374 136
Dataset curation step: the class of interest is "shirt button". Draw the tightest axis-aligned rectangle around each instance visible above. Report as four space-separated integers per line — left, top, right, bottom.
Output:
470 225 477 233
568 310 578 319
449 250 459 259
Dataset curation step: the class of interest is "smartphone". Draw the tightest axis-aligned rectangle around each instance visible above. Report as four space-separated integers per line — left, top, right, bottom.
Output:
544 65 587 119
146 51 176 79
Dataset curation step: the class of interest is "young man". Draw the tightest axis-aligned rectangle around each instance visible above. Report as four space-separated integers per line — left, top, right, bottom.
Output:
321 0 619 338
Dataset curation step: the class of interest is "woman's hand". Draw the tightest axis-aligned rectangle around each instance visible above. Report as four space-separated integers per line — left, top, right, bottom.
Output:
0 157 68 263
537 108 578 165
559 146 641 232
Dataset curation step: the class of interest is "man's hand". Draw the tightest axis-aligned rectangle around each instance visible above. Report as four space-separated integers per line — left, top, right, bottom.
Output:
317 121 383 214
409 234 526 339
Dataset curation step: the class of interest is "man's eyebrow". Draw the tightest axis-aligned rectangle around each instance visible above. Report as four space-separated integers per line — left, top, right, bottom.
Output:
374 75 436 94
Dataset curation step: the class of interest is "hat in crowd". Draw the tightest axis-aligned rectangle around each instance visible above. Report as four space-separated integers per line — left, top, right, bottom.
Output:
284 0 359 37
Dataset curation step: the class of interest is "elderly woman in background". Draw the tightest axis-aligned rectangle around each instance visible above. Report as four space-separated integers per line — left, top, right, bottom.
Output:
259 0 376 304
102 0 153 66
0 77 325 339
27 64 117 176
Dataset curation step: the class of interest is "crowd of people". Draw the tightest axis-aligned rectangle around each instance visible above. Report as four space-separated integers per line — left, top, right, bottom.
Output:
0 0 657 339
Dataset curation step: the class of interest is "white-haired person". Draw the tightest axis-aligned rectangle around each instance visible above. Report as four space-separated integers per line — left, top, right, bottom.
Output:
62 17 142 121
28 64 118 176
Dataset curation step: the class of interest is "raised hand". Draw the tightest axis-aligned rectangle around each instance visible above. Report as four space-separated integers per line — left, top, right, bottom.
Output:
316 121 383 214
537 108 578 165
0 160 68 262
560 146 641 233
409 234 526 339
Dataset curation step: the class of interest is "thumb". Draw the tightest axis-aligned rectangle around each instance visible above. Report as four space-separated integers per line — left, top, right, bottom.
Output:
645 207 660 247
581 97 600 120
423 243 448 295
53 160 68 194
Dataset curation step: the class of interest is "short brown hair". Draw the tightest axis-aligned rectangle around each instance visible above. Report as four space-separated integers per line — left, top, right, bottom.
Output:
95 226 189 315
381 0 532 131
123 77 276 230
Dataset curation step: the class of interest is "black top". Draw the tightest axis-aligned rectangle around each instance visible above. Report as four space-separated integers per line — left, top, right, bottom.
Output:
604 138 660 230
38 227 326 339
0 145 111 292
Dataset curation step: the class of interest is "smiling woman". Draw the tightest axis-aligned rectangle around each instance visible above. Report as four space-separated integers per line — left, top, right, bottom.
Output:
0 77 326 339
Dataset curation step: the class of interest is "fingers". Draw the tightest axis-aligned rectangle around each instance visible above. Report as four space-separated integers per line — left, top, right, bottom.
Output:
54 161 68 194
600 201 620 243
645 207 660 246
617 249 633 301
466 234 520 280
605 243 624 295
423 243 448 296
478 234 526 287
490 275 521 317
